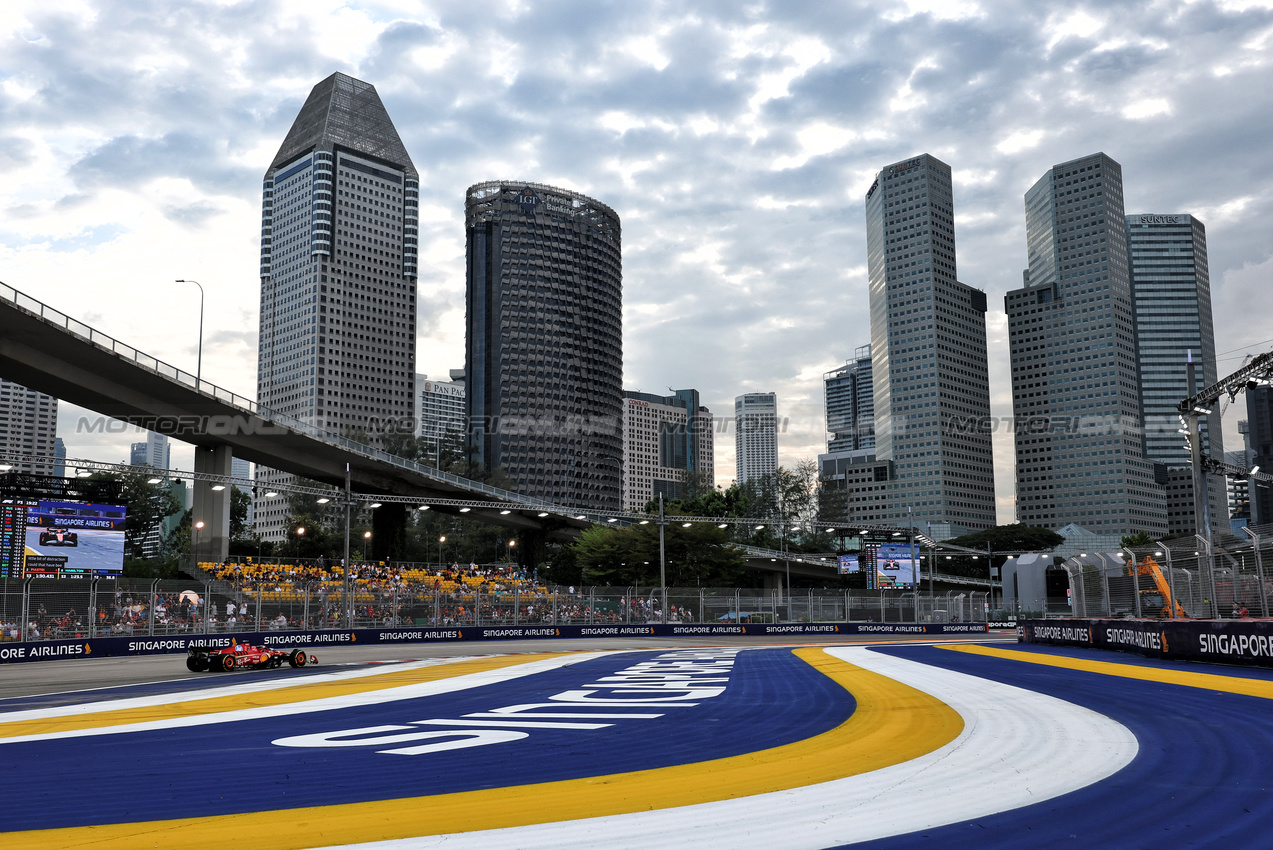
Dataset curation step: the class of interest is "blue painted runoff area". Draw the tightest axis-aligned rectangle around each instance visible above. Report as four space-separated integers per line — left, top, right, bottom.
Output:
840 644 1273 850
0 648 852 832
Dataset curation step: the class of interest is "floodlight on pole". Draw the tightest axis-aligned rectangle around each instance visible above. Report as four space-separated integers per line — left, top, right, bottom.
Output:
175 279 205 386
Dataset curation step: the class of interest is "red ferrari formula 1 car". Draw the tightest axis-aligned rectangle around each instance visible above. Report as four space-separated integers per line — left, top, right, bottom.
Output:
186 642 316 673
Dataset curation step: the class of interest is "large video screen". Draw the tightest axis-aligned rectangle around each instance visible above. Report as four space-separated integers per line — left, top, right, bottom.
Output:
875 543 920 588
837 554 859 575
20 500 128 578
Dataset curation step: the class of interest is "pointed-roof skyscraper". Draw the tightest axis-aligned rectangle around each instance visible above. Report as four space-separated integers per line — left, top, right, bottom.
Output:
254 73 419 541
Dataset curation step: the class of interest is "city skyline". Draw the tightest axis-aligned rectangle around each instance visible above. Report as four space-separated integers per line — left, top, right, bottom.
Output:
4 2 1273 524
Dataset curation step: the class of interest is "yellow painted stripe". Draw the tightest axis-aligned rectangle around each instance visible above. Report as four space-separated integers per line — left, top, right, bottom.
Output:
944 644 1273 700
0 653 572 739
3 647 962 849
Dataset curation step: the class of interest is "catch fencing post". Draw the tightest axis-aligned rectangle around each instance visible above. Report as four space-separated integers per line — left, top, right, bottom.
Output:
148 579 159 636
1242 528 1269 619
89 577 99 638
21 577 32 641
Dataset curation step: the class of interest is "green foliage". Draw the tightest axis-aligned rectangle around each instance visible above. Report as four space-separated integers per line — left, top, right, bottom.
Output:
88 470 183 560
943 523 1064 552
541 543 582 586
285 513 334 559
569 522 746 587
1120 530 1155 549
230 487 252 540
122 557 179 580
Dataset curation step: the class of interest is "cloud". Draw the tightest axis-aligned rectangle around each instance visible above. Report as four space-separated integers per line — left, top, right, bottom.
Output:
69 133 255 194
4 0 1273 524
0 135 35 171
162 201 223 228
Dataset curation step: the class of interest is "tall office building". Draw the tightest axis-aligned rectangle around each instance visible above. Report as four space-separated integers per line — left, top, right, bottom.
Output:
1226 445 1251 534
864 153 995 538
1005 152 1167 540
622 389 713 510
1127 213 1225 536
817 449 892 525
1229 420 1254 532
0 379 58 475
1248 390 1273 527
465 182 623 510
52 437 66 478
254 72 419 540
825 345 874 453
416 371 467 465
734 393 778 485
129 431 170 470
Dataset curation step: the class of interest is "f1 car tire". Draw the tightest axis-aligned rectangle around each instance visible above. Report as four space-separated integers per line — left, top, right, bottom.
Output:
289 649 307 668
220 654 236 672
186 656 208 673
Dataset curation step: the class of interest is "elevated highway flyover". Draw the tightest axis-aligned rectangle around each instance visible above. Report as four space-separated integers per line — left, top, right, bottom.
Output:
0 282 595 561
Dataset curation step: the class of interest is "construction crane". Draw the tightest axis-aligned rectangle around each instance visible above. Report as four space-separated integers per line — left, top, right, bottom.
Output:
1178 347 1273 618
1128 557 1188 619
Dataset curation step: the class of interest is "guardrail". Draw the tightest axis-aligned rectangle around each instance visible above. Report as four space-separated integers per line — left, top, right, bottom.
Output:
0 280 569 511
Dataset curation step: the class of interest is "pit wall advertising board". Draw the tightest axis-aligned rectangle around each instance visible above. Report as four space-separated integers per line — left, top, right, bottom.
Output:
0 621 989 664
1019 618 1273 669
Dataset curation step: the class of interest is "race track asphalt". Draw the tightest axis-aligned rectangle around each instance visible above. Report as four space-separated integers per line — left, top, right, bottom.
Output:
1 635 1268 849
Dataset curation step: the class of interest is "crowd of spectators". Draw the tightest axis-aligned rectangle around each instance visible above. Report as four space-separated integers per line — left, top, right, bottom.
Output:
204 558 543 598
1 560 704 641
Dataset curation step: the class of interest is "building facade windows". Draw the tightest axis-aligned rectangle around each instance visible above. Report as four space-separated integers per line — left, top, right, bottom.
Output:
254 73 419 541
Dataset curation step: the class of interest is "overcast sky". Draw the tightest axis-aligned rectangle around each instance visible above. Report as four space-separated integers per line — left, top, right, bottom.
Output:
3 0 1273 522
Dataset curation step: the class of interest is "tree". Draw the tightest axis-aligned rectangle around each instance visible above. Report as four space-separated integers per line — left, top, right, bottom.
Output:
569 522 746 587
1120 530 1155 549
284 513 334 560
88 471 183 560
230 487 252 540
943 523 1064 552
747 461 820 524
379 428 423 463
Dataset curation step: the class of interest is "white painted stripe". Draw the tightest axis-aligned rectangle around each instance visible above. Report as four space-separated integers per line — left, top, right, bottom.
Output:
0 656 493 722
0 652 620 744
317 646 1137 850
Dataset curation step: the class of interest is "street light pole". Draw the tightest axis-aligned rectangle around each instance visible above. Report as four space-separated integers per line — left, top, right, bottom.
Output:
342 463 352 627
658 492 667 623
438 535 446 566
175 279 204 386
194 520 205 564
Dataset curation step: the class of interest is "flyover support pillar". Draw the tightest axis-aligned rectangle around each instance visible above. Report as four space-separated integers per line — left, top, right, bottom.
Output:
193 445 232 564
